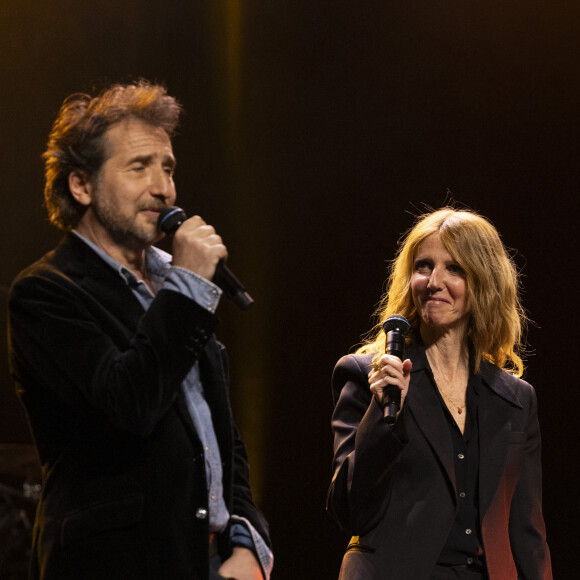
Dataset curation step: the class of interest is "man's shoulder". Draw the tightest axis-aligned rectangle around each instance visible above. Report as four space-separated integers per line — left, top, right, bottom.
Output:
11 248 61 290
13 234 68 278
10 233 106 301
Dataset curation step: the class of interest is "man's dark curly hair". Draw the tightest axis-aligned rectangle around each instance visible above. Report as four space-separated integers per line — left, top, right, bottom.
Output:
43 80 182 231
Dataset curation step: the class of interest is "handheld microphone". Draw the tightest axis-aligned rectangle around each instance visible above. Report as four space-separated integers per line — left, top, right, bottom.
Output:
158 206 254 310
381 314 410 424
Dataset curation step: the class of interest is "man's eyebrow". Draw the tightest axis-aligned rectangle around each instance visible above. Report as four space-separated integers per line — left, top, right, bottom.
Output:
127 154 154 165
126 153 176 167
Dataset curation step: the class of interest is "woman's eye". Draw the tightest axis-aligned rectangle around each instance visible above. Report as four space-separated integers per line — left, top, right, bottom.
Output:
414 261 431 272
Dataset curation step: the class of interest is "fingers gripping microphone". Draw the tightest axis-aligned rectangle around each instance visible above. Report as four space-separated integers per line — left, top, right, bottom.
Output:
382 314 410 424
158 206 254 310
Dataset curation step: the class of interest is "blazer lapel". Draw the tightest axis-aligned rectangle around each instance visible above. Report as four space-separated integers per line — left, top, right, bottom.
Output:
406 350 457 493
199 338 233 452
54 233 146 333
199 339 235 498
478 363 524 517
170 340 233 490
81 249 146 331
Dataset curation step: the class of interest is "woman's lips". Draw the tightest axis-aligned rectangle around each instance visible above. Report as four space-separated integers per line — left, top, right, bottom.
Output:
425 297 449 305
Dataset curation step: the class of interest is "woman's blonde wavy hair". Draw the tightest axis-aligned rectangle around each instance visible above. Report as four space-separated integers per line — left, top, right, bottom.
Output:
357 208 527 376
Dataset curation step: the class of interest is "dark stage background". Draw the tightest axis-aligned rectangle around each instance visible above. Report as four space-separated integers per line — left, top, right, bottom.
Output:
1 1 578 578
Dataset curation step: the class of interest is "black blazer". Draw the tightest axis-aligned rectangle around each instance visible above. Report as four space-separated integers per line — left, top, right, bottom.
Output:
327 345 551 580
8 233 270 580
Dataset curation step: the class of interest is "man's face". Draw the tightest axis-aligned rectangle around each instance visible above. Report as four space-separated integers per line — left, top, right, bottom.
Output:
87 118 177 251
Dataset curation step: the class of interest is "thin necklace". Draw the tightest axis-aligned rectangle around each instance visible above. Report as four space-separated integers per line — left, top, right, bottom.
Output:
438 386 466 415
434 374 466 415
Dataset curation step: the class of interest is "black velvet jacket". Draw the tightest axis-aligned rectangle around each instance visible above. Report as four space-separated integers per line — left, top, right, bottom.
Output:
8 233 270 579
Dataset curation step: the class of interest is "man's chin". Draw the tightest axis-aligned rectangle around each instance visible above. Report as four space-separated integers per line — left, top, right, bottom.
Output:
150 231 165 246
112 227 159 252
137 216 163 244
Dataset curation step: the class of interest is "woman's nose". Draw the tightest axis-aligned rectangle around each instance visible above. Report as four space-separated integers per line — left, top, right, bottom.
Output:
427 267 442 290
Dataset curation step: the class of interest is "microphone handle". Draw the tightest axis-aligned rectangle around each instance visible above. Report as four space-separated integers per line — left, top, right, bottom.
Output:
213 261 254 310
157 206 254 310
383 330 405 424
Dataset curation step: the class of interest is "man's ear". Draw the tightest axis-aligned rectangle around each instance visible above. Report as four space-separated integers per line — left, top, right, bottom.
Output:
69 171 93 207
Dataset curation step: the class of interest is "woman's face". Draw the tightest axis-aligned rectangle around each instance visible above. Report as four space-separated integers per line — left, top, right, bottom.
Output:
410 233 471 333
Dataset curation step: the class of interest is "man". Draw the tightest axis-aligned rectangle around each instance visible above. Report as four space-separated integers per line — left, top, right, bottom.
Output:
8 81 272 580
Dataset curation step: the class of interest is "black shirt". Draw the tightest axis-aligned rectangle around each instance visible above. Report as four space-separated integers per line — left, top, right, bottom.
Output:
424 360 485 568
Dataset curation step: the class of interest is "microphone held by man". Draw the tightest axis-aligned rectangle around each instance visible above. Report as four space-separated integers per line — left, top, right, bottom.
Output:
158 206 254 310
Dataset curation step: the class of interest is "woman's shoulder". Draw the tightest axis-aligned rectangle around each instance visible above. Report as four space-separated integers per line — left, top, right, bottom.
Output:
331 353 374 405
334 353 374 376
480 360 536 408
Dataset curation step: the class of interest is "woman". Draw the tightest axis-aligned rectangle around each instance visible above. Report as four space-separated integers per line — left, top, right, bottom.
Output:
327 208 552 580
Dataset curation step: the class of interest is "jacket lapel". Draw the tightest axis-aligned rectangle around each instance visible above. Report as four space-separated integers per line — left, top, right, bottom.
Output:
171 338 231 453
478 362 524 517
173 338 233 459
199 338 233 456
406 347 457 493
54 233 146 333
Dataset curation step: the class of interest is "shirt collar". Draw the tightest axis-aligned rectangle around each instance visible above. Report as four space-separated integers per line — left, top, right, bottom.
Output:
71 230 172 289
408 337 520 407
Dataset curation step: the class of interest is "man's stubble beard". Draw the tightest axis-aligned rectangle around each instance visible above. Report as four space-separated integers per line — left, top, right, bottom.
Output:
91 188 158 252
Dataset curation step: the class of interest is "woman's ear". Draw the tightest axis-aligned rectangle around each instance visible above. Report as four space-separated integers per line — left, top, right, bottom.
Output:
68 171 93 207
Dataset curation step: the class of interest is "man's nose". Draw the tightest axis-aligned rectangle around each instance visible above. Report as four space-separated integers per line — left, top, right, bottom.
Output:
150 168 173 200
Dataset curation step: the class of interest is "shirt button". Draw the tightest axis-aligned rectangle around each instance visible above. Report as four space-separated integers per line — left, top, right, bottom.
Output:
458 453 465 459
459 492 466 498
467 557 474 564
465 528 472 535
195 508 208 520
